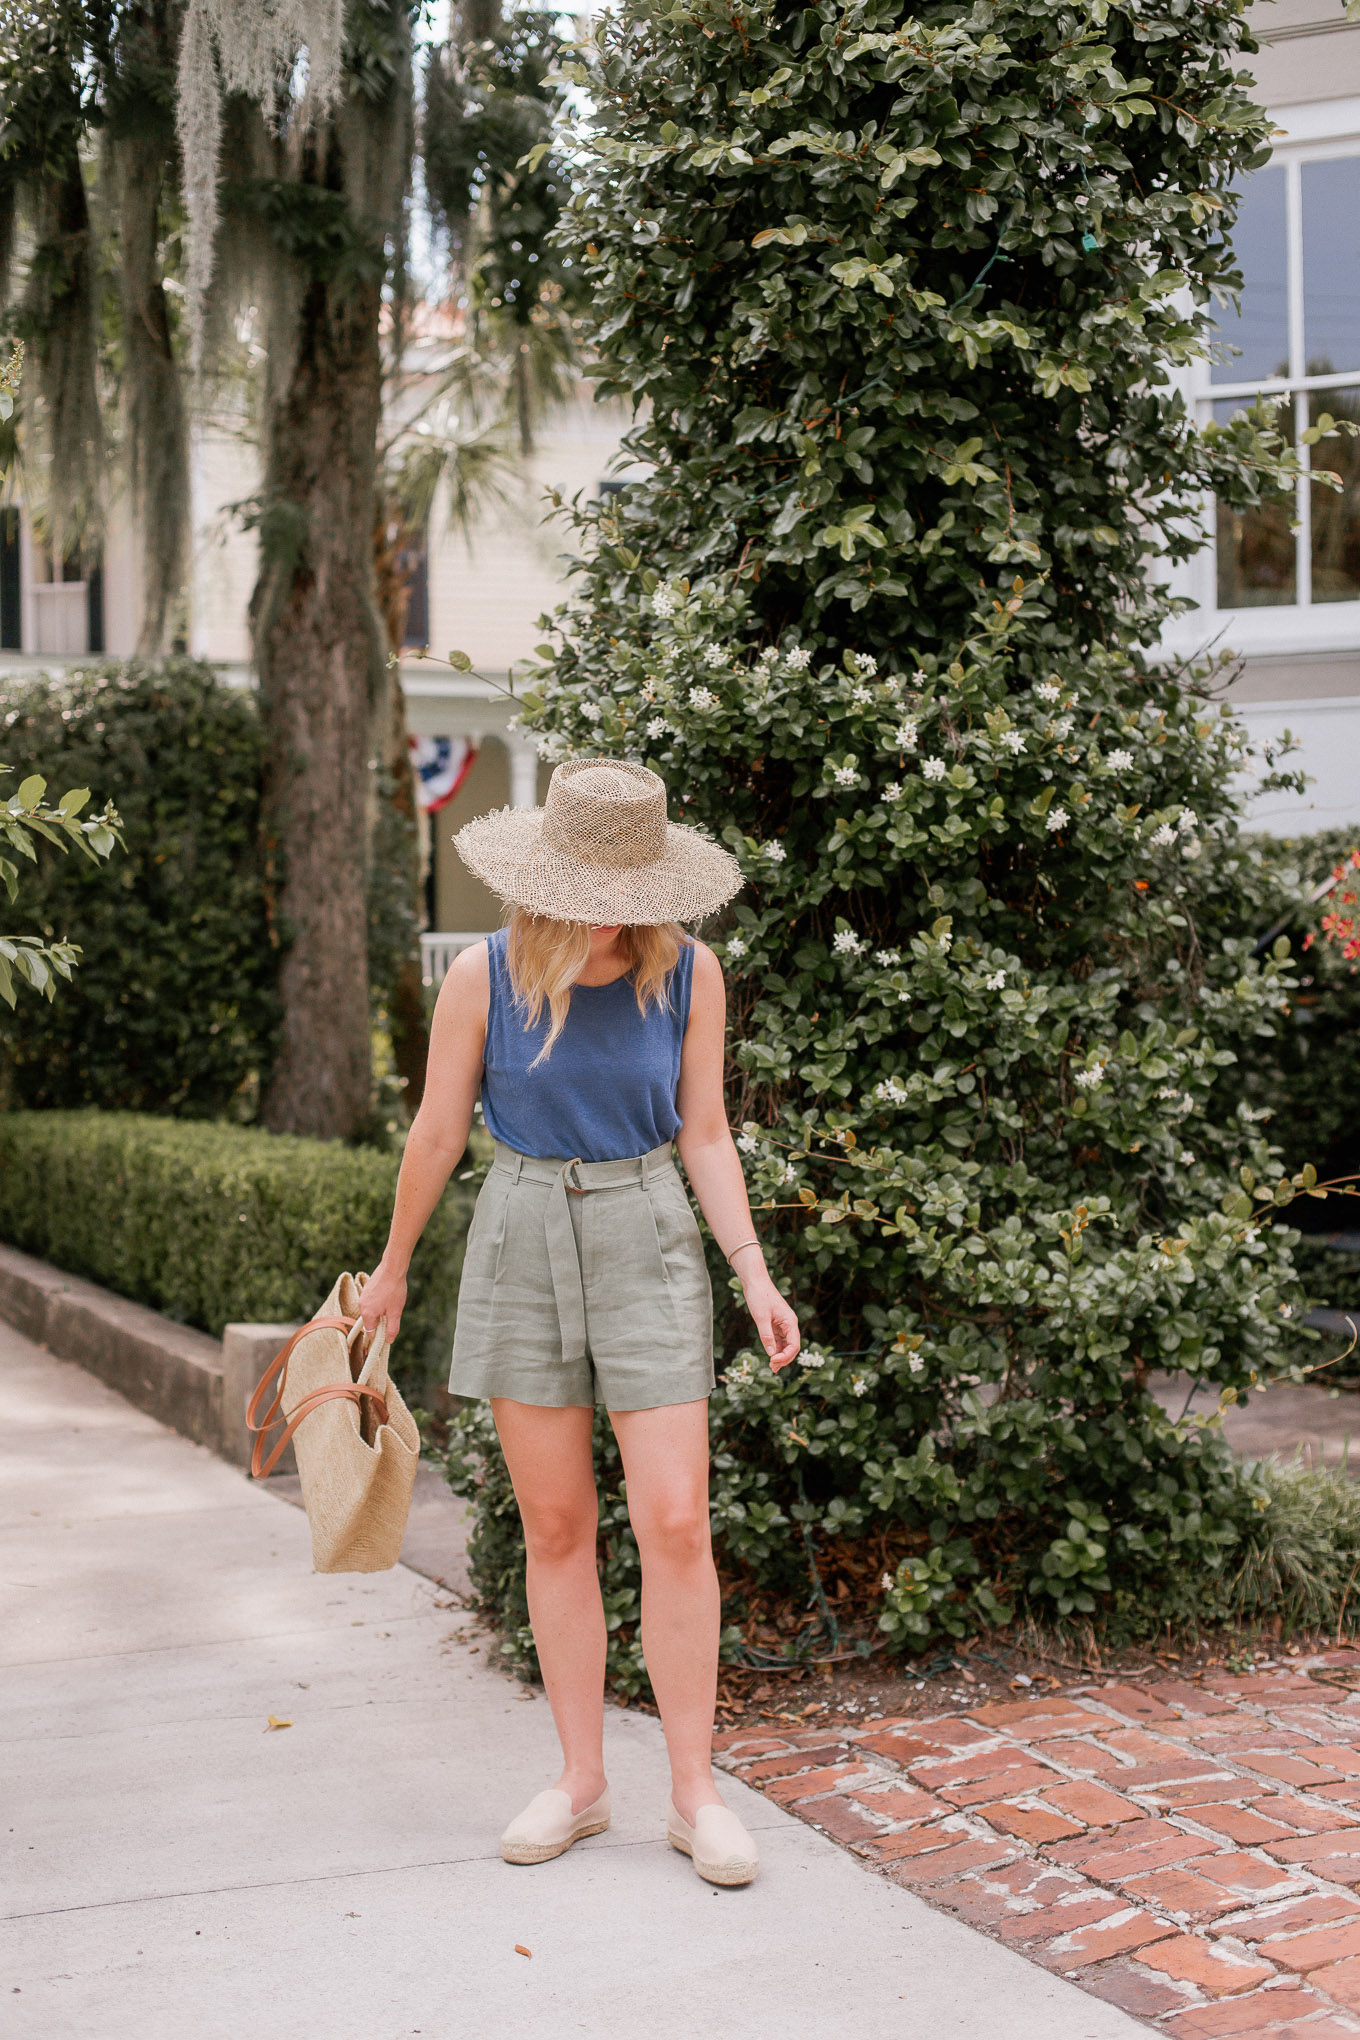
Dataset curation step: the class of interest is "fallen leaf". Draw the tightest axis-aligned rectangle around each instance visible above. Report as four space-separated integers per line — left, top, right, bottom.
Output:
514 1944 532 1959
266 1715 293 1731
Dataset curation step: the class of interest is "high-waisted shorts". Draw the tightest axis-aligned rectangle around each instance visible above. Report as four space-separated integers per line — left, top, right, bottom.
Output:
448 1140 715 1411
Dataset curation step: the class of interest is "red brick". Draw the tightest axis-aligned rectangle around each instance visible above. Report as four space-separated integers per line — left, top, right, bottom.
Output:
1060 1832 1223 1882
1196 1730 1306 1755
967 1697 1099 1730
798 1795 883 1845
1268 1828 1360 1865
1116 1759 1240 1790
1050 1816 1188 1863
973 1801 1084 1844
907 1716 997 1749
763 1763 874 1804
1081 1958 1201 2019
1122 1867 1241 1919
1178 1806 1295 1846
1304 1955 1360 2013
1103 1726 1186 1762
741 1743 853 1781
1149 1681 1241 1717
1242 1753 1347 1789
985 1859 1090 1904
846 1730 943 1766
711 1732 789 1755
1314 1784 1360 1807
1163 1982 1352 2035
1094 1683 1181 1723
1156 1780 1273 1811
886 1837 1017 1885
1266 1916 1360 1973
1201 1851 1302 1896
1038 1779 1143 1828
1059 1741 1132 1778
934 1878 1025 1931
941 1765 1062 1809
997 1894 1127 1943
1135 1933 1275 1995
1043 1908 1179 1971
863 1820 978 1863
1314 1752 1360 1780
911 1747 1036 1787
1212 1893 1360 1942
1256 1795 1360 1834
845 1783 945 1827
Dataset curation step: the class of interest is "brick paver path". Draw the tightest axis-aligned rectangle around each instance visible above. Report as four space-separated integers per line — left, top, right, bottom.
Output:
716 1650 1360 2035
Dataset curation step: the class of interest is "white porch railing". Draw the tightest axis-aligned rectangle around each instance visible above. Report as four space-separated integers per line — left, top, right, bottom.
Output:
420 931 485 986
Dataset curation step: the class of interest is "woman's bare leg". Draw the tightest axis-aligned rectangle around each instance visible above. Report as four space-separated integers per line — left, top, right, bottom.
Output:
491 1399 607 1812
609 1399 723 1824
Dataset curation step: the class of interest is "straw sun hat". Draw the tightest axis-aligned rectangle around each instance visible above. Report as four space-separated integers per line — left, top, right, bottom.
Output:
454 757 743 926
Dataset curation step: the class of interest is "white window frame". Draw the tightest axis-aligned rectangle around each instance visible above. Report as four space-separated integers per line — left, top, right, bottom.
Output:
1167 95 1360 661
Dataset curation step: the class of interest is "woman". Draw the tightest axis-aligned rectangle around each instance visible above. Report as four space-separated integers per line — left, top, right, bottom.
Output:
360 757 800 1887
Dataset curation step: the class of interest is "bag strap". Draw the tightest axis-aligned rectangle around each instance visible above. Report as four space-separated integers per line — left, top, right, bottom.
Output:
246 1314 390 1480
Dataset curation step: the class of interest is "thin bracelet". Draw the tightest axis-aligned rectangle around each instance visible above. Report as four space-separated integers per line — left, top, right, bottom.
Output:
726 1238 762 1267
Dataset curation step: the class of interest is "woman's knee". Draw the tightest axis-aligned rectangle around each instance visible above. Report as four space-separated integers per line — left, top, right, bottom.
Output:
521 1496 597 1566
634 1496 712 1568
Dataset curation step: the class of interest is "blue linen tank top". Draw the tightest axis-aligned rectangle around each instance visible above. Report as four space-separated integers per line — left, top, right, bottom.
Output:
480 927 694 1163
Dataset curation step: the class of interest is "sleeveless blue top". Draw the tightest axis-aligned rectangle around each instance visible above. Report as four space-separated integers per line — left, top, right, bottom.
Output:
480 927 694 1163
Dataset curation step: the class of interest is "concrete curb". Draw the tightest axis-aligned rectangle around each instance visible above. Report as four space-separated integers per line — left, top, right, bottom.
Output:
0 1239 296 1465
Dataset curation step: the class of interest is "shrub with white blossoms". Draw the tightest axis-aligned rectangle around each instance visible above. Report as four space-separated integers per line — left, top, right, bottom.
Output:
448 0 1331 1684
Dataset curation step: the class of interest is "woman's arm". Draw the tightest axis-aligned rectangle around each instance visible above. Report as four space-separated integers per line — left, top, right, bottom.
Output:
674 941 801 1371
358 940 490 1340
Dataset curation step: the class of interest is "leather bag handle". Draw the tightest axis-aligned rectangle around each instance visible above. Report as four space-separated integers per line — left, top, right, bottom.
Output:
246 1314 390 1480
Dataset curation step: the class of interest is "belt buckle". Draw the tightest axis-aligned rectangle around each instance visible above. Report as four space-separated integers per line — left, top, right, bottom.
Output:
564 1156 585 1195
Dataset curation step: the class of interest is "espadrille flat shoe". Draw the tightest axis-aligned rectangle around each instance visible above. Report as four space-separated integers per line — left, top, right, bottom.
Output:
500 1786 611 1865
666 1800 759 1887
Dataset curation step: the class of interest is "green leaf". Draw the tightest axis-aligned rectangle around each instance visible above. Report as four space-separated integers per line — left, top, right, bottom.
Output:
15 774 45 808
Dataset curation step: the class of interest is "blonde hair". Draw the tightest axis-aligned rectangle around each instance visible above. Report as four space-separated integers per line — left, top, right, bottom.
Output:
505 908 684 1066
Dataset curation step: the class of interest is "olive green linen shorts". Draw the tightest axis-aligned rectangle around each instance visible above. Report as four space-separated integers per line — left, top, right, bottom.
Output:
448 1141 715 1411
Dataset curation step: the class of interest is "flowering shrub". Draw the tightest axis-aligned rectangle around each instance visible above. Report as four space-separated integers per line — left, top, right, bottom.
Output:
447 0 1334 1677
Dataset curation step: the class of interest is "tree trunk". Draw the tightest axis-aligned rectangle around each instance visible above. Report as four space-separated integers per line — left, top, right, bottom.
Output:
253 194 386 1139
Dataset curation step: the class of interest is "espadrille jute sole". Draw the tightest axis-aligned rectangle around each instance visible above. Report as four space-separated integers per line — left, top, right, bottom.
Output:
501 1815 610 1865
666 1826 758 1887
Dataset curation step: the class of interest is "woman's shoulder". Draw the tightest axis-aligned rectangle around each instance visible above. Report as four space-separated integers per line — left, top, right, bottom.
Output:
685 938 724 1002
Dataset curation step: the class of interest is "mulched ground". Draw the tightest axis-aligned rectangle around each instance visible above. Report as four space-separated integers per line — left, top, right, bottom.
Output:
715 1646 1360 2036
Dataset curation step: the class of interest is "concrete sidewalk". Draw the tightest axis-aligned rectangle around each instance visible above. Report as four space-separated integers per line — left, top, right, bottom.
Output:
1 1323 1146 2040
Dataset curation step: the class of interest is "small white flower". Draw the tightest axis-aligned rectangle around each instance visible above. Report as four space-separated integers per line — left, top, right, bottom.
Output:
579 700 603 723
1151 823 1176 848
1181 836 1202 860
1046 805 1069 832
1178 808 1198 834
1280 1303 1294 1319
1035 679 1061 702
937 931 953 953
785 646 812 670
912 667 928 684
985 970 1006 990
737 1132 759 1154
688 686 717 710
1073 1065 1105 1089
1049 716 1074 739
780 1161 799 1184
922 756 947 782
906 1353 926 1375
854 651 877 673
801 1348 826 1369
646 716 675 740
651 586 678 618
833 930 866 956
1108 748 1133 770
883 781 902 800
695 642 721 664
758 645 779 663
1001 730 1025 754
884 673 904 695
1157 1086 1180 1102
850 686 874 707
833 763 859 786
726 935 749 959
875 948 901 966
763 839 786 862
875 1076 908 1104
850 1376 869 1397
895 722 920 751
881 1571 896 1591
1179 1149 1195 1166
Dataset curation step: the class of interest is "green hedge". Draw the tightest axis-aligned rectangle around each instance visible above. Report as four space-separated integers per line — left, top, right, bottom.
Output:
0 1111 472 1394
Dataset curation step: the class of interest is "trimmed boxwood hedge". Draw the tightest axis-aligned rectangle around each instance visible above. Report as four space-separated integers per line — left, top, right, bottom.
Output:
0 1111 472 1394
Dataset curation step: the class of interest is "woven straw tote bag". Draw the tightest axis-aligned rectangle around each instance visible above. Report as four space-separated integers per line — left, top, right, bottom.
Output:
246 1271 419 1573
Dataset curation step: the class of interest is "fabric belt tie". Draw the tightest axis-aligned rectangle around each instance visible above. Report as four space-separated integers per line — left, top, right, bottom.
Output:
492 1140 674 1365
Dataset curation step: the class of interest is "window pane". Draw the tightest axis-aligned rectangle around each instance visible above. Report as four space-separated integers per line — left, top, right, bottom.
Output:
1310 387 1360 603
1214 395 1296 606
1302 157 1360 377
1210 168 1289 384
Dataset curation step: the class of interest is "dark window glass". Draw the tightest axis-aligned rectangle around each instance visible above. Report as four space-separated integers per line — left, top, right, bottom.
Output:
1309 387 1360 603
1214 396 1297 607
1211 168 1289 384
1302 157 1360 378
0 508 20 649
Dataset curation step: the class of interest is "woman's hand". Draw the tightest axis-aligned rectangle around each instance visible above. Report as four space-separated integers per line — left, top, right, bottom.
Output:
359 1258 408 1343
741 1268 801 1371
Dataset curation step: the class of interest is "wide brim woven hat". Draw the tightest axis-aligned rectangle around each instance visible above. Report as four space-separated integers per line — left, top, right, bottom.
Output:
454 757 742 926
